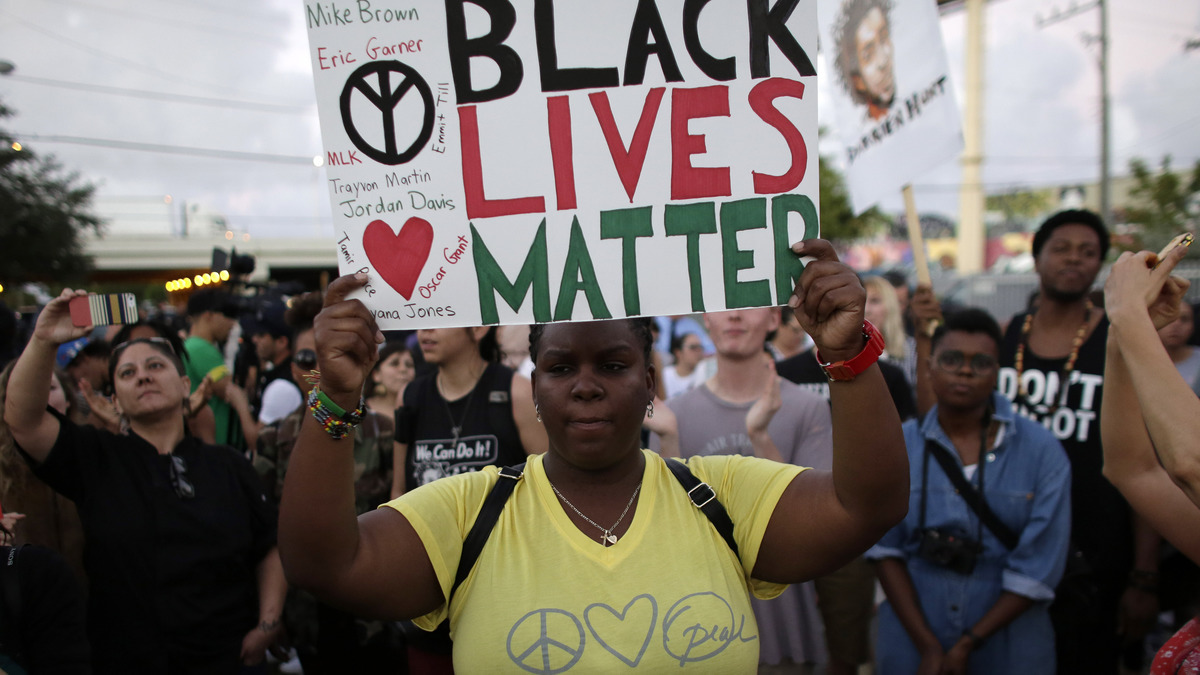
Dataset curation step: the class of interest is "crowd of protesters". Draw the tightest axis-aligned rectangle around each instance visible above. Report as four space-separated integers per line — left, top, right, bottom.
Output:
1 210 1199 674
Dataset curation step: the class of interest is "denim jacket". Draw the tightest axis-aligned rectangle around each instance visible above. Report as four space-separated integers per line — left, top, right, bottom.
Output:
867 392 1072 673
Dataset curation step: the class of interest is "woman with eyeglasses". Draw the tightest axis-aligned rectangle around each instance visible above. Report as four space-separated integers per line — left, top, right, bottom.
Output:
868 308 1071 675
3 288 287 674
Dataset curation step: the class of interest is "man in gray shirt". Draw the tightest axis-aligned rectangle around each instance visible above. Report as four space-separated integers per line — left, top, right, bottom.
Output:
654 307 832 671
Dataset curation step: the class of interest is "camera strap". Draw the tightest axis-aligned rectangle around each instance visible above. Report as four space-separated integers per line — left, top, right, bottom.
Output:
924 439 1019 551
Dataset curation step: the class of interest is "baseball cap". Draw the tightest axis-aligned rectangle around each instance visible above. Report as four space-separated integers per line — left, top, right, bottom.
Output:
246 302 291 339
56 336 91 369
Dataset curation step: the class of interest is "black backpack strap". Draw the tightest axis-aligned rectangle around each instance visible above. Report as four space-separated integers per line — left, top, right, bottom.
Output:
451 463 525 596
664 458 740 560
925 441 1020 550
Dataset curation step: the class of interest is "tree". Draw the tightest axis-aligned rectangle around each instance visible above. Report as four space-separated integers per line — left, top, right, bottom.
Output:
1124 155 1200 253
818 155 890 243
0 100 102 283
986 189 1054 233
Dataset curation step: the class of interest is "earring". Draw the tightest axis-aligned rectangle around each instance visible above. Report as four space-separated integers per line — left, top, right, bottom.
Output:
535 402 542 423
646 400 654 419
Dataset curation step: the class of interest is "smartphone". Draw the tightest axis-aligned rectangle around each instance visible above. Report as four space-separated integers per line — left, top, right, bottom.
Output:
69 293 138 327
1154 233 1194 269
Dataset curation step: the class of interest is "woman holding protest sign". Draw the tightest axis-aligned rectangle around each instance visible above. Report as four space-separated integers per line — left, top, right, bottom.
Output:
278 239 908 672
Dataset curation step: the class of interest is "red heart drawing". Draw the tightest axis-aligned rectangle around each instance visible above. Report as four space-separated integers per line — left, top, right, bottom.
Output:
363 218 433 300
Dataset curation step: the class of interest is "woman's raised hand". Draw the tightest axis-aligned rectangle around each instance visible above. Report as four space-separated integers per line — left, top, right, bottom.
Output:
312 274 384 407
32 288 91 346
1105 246 1191 330
787 239 867 362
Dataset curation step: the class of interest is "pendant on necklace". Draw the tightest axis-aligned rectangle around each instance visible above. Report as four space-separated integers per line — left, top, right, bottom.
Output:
602 532 618 546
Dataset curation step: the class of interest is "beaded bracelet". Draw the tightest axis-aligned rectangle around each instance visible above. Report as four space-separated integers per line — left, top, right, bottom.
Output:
307 386 366 440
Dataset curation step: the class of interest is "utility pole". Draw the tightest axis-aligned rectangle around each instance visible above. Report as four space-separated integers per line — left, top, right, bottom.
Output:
1099 0 1111 226
957 0 986 274
1037 0 1111 225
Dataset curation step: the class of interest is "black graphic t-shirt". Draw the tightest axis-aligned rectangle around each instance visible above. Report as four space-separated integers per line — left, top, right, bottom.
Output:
997 313 1132 579
396 363 526 491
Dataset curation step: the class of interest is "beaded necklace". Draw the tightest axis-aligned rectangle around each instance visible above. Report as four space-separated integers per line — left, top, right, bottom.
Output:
1014 298 1094 412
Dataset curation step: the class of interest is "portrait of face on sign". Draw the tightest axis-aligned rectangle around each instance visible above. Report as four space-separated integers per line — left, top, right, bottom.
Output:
833 0 896 122
819 0 962 213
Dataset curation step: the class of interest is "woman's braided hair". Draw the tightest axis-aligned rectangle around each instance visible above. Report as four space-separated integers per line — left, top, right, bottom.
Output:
528 318 655 367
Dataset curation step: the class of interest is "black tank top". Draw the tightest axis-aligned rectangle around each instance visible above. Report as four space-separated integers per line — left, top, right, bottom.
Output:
395 363 525 491
997 312 1131 578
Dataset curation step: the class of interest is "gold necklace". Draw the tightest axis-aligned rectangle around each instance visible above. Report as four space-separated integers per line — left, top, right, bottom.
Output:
1015 298 1093 412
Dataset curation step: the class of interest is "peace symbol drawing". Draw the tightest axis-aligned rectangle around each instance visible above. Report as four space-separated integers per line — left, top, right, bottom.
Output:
506 608 585 675
339 60 434 165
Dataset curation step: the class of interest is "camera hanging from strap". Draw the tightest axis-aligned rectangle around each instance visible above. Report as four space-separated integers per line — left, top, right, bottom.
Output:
921 415 1017 552
919 411 1019 551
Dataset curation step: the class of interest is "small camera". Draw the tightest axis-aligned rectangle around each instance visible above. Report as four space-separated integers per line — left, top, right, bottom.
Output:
917 528 980 575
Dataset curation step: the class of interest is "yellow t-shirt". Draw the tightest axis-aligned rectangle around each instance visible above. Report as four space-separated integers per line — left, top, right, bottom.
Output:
387 449 805 673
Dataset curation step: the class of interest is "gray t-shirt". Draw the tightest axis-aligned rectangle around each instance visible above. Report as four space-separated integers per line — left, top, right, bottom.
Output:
656 380 833 470
653 379 834 666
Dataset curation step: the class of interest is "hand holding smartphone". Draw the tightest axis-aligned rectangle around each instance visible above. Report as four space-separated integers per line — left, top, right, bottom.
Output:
69 293 138 327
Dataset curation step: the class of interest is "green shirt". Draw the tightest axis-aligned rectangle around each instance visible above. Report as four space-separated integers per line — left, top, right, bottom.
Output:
183 335 237 449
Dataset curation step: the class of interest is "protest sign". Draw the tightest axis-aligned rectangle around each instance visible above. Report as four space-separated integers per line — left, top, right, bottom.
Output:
306 0 821 328
819 0 962 213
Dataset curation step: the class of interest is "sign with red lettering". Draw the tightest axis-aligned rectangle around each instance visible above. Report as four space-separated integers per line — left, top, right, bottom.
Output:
307 0 819 328
818 0 963 213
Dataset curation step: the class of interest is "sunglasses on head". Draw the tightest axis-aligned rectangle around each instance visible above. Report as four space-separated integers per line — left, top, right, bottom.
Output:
293 349 318 370
935 350 998 375
114 336 176 357
168 454 195 500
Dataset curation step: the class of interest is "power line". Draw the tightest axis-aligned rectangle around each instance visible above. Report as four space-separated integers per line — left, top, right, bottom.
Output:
12 132 317 165
40 0 287 47
6 74 311 114
151 0 279 23
0 9 260 98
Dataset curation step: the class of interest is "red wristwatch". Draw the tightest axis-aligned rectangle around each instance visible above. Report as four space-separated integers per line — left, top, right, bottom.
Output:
815 320 886 382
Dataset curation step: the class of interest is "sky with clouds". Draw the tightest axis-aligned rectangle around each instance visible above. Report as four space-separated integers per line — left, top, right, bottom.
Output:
0 0 1196 240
